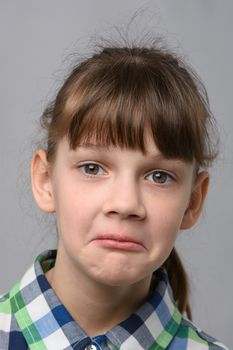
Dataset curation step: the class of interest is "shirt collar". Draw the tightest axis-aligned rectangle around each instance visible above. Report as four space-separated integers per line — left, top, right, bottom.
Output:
9 250 182 350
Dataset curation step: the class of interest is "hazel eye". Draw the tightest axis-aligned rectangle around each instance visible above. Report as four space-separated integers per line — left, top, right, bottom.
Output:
146 170 174 184
79 163 105 176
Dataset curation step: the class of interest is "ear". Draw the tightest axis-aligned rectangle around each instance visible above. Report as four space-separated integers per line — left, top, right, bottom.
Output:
31 149 55 213
180 171 209 229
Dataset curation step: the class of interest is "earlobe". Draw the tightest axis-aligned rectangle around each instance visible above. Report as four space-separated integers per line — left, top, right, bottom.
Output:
180 171 209 230
31 149 55 213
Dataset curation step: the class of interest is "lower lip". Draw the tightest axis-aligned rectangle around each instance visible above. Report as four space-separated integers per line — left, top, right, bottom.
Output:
93 239 144 251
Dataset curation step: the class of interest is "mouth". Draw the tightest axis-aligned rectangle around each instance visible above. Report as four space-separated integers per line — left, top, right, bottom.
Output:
92 234 145 252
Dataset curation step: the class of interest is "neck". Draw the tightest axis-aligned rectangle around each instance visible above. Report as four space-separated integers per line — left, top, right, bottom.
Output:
45 250 151 337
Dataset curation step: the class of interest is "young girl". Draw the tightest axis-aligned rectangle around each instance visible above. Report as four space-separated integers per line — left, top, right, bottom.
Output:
0 43 228 349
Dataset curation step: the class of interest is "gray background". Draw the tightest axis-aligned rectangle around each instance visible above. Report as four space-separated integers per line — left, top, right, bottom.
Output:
0 1 232 348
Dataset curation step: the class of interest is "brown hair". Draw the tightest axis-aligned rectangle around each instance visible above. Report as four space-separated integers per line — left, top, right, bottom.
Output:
41 44 218 320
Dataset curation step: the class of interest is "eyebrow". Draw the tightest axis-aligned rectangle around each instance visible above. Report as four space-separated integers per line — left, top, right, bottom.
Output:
146 153 185 163
76 143 185 165
77 144 113 151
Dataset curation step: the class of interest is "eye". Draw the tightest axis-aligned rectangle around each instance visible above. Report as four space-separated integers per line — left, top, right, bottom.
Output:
79 163 105 176
146 170 174 184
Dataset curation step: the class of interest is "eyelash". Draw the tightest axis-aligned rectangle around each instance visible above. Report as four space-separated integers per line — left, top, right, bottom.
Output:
78 163 106 177
145 171 174 184
78 163 175 185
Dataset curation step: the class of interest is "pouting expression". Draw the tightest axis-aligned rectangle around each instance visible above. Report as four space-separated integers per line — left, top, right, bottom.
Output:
32 133 208 288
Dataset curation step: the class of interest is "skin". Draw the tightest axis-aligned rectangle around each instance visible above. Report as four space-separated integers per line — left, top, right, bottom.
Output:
31 133 209 337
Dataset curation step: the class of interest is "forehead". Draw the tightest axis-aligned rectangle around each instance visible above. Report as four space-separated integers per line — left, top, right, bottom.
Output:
65 76 197 163
75 132 161 156
59 134 194 170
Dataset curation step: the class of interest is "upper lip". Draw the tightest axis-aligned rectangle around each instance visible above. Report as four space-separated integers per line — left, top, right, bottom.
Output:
93 233 145 247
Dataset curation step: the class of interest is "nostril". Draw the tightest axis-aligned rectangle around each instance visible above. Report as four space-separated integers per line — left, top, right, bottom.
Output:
105 208 146 220
102 186 146 219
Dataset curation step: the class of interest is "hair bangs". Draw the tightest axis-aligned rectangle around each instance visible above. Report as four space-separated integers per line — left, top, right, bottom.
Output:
67 64 202 163
68 89 147 153
42 46 217 167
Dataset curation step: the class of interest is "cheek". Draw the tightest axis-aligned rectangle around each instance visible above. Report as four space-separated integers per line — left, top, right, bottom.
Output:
53 183 101 242
145 204 186 270
148 195 189 244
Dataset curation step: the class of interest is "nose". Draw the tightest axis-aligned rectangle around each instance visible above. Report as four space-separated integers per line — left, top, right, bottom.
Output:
102 176 146 220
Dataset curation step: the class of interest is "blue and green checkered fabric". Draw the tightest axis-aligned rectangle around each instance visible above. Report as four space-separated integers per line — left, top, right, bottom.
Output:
0 250 228 349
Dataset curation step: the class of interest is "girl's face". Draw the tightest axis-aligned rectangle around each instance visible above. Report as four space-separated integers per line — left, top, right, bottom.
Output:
32 133 208 287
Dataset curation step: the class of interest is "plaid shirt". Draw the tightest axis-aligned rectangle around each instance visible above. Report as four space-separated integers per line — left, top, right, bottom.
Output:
0 250 228 350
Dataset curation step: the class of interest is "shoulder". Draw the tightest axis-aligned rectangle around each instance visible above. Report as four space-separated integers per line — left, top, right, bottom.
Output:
0 291 12 325
0 292 13 347
170 317 229 350
0 290 28 349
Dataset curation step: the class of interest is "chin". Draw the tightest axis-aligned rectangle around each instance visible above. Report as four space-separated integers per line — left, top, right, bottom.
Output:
92 269 150 288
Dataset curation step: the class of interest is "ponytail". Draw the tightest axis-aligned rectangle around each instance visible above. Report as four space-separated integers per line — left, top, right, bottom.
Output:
162 248 192 320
